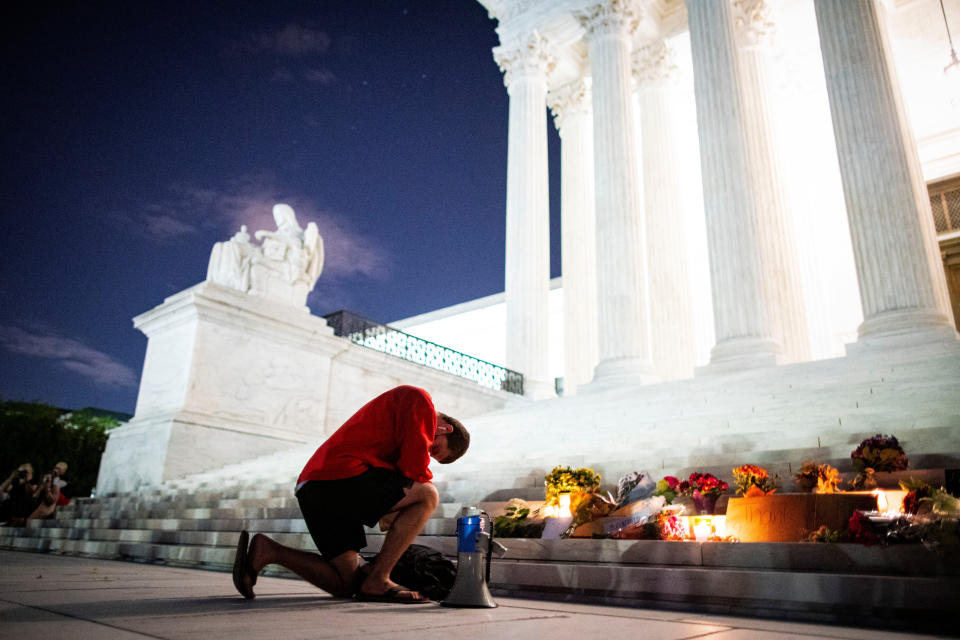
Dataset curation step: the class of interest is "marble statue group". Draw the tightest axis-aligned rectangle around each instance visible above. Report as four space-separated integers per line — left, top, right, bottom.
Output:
207 204 324 308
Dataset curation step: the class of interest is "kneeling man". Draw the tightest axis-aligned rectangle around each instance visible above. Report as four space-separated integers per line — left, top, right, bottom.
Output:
233 385 470 603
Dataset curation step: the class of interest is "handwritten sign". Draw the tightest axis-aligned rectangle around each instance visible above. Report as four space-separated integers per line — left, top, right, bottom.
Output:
725 494 877 542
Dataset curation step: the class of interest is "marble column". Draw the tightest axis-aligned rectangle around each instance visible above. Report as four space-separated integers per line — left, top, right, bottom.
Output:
632 41 696 381
548 78 599 395
732 0 811 363
814 0 956 346
577 0 658 386
493 32 556 398
687 0 783 369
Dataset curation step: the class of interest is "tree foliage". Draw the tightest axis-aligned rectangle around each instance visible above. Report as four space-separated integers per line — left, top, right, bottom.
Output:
0 401 116 498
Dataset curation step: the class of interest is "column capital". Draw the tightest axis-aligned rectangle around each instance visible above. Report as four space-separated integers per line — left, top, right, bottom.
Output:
631 40 679 89
575 0 642 41
493 31 555 87
548 78 592 132
732 0 774 48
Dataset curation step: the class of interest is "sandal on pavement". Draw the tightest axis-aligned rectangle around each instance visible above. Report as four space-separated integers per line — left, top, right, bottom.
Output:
232 530 256 599
355 585 431 604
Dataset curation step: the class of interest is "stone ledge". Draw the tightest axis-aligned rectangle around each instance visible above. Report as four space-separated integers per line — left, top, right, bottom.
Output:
490 560 960 619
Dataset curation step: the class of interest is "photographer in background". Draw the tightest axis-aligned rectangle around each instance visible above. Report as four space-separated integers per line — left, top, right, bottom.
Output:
23 461 69 524
0 463 36 525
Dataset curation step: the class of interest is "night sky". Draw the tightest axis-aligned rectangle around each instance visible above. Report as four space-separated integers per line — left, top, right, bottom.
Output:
0 1 563 414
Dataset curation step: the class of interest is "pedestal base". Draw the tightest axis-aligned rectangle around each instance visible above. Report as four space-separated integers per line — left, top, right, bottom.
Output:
847 309 958 355
698 337 783 376
581 357 659 392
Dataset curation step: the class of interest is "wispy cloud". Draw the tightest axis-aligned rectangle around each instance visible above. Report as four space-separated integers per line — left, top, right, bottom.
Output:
108 203 199 243
0 326 137 388
143 204 199 239
303 68 338 86
224 22 331 59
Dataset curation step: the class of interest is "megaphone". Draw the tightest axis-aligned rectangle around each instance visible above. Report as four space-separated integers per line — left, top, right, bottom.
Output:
442 506 504 608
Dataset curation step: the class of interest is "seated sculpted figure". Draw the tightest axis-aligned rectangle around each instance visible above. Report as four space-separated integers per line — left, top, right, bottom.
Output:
207 225 254 291
206 204 324 307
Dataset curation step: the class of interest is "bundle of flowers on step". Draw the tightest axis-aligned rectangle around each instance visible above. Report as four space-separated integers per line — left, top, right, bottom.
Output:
851 433 908 473
493 498 546 538
614 471 646 508
658 510 687 541
653 476 682 504
733 464 778 497
544 466 601 513
794 460 842 494
684 472 728 499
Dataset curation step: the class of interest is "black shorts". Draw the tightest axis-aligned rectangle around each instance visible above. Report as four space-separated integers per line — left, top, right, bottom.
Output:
296 467 413 560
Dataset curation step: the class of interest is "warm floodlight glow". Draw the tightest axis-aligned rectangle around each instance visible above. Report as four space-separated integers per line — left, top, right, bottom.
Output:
543 493 572 519
686 515 727 541
869 489 908 515
873 488 888 513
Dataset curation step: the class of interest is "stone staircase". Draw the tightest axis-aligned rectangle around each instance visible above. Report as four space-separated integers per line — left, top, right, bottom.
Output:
3 343 958 628
440 343 960 505
2 466 959 631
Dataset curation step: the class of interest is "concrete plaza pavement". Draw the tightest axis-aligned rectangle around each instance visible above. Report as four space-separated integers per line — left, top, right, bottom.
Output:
0 550 950 640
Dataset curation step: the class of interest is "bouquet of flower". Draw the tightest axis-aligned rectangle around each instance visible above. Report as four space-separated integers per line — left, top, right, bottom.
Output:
614 471 645 507
848 510 879 546
544 465 601 510
733 464 778 497
652 476 682 504
851 434 908 473
794 460 842 494
657 510 687 541
685 472 728 499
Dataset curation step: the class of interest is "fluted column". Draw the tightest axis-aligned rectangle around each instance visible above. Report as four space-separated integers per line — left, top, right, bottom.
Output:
493 32 556 398
733 0 811 362
687 0 782 369
577 0 658 386
632 41 696 381
814 0 956 345
548 79 599 395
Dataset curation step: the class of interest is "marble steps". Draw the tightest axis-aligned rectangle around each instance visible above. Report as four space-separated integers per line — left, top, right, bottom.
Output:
157 457 316 493
5 465 960 625
59 496 463 521
61 497 302 517
442 423 960 479
19 515 456 537
97 484 295 501
490 558 959 623
3 520 957 624
6 513 957 580
463 409 957 460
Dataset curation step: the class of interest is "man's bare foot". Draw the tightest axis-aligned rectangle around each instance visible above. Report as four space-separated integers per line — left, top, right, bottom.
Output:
236 532 267 599
247 533 269 581
357 576 428 603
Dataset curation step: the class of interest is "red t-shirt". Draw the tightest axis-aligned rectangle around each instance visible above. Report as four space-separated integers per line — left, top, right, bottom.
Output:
297 385 437 485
